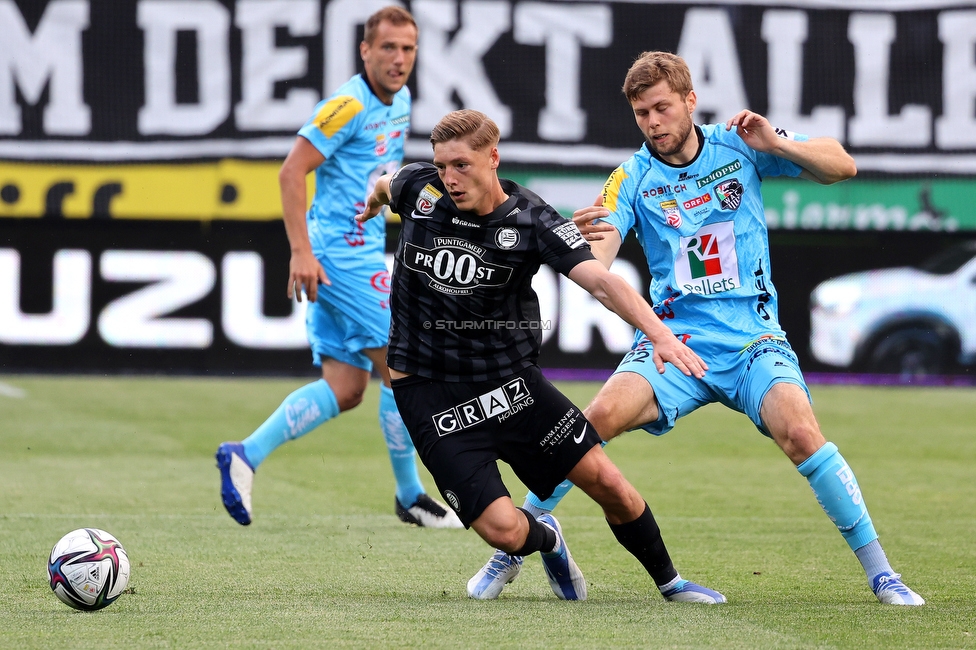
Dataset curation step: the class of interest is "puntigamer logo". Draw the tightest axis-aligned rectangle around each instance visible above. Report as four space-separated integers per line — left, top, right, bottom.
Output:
403 239 513 295
696 160 742 189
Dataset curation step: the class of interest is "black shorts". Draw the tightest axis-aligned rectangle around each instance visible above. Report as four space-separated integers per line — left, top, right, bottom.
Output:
391 365 602 527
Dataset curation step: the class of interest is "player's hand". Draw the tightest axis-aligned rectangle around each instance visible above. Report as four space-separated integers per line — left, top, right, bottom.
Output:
726 110 779 153
355 198 383 223
572 195 616 242
288 250 330 303
647 333 708 378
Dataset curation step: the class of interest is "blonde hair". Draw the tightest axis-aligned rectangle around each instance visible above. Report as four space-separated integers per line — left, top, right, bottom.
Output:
363 6 416 45
429 110 500 151
622 51 693 102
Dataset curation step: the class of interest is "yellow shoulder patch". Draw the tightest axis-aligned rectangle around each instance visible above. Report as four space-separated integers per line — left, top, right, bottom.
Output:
313 96 364 138
601 166 628 212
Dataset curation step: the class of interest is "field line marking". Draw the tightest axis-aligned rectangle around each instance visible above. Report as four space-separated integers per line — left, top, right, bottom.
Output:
0 382 26 399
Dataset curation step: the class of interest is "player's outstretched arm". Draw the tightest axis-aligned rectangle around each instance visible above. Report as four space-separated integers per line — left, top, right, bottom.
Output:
568 259 707 378
280 136 330 301
572 195 621 269
725 110 857 185
356 175 393 223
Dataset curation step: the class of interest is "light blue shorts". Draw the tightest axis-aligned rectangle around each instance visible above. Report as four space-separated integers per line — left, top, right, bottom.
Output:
615 332 811 438
306 255 391 372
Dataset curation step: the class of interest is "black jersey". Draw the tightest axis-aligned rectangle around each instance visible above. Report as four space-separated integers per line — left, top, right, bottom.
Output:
386 162 594 381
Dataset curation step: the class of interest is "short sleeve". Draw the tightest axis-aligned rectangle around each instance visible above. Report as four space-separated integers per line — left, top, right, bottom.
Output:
389 162 435 216
536 210 595 276
297 94 365 160
754 128 808 179
599 165 637 241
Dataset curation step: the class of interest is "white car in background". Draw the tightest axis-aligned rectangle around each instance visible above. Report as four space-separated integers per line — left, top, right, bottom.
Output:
810 240 976 375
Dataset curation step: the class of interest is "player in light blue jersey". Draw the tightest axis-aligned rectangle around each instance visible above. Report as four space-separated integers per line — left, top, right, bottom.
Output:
470 51 924 605
216 6 461 530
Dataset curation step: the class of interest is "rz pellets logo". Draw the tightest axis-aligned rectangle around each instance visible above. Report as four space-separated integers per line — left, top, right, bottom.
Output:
403 238 513 295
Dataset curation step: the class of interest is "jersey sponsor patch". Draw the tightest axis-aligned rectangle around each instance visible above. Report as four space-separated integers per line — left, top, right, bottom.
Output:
539 407 584 452
674 221 740 296
403 239 514 295
660 199 681 228
715 178 743 211
550 221 586 249
696 159 742 189
682 193 711 211
416 184 442 215
494 227 520 249
313 96 364 138
431 377 532 435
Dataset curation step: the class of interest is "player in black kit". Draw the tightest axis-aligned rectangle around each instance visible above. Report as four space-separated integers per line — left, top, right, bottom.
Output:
356 109 725 603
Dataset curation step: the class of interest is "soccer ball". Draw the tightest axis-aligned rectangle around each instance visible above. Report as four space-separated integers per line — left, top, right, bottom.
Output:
47 528 130 611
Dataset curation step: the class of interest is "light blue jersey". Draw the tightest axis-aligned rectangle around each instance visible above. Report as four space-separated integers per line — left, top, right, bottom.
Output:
298 74 410 270
297 74 410 368
602 123 806 342
527 121 892 572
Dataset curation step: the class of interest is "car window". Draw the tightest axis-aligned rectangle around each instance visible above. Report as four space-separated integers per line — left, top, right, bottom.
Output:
917 242 976 275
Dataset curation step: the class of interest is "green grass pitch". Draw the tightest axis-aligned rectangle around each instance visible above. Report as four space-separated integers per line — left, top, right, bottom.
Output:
1 375 973 649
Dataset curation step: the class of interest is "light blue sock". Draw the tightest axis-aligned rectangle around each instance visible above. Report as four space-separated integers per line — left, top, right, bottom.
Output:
242 379 339 468
797 441 879 551
854 539 894 584
379 384 424 507
523 479 576 517
523 438 606 516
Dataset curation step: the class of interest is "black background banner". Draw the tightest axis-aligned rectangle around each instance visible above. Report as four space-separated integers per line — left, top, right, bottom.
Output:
3 0 976 170
2 219 972 376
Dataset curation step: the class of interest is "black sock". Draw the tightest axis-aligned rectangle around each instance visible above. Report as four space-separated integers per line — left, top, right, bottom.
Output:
608 502 678 586
511 507 557 556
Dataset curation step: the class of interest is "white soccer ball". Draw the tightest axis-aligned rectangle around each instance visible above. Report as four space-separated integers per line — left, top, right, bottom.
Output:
47 528 130 611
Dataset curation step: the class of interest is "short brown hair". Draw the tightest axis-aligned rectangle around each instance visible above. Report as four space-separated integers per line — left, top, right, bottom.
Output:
622 51 693 102
429 110 500 151
363 6 417 45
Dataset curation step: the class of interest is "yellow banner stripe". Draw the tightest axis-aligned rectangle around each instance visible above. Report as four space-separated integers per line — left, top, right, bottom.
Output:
0 160 314 220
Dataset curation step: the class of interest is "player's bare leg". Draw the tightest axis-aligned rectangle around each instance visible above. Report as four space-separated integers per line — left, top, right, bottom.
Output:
761 382 924 605
583 371 662 440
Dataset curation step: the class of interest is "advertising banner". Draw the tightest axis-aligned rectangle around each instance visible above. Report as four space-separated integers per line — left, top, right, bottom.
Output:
2 0 974 378
2 0 976 225
2 219 974 377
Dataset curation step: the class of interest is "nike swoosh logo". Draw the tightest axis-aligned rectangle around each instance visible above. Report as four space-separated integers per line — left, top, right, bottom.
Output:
411 210 433 219
573 423 587 444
